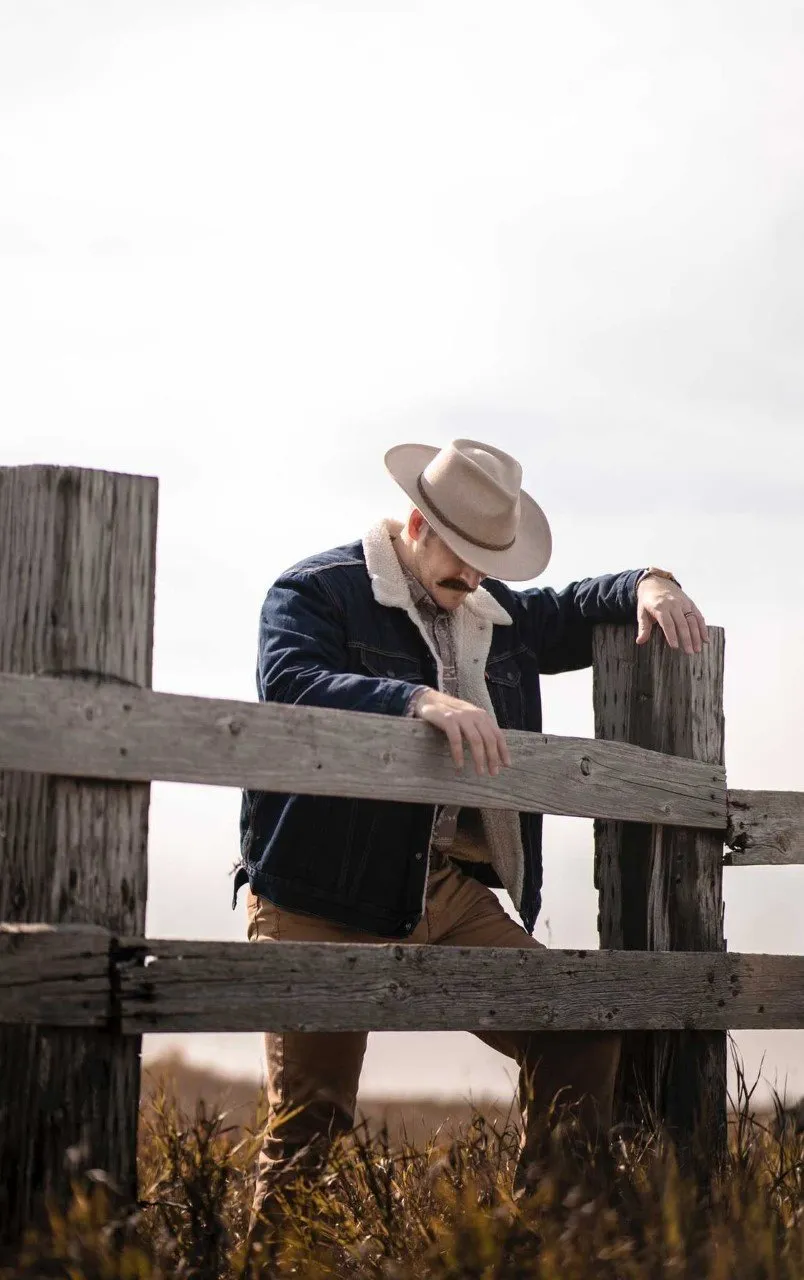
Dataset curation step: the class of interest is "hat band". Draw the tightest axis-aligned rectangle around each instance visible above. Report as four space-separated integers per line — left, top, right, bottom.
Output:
416 474 516 553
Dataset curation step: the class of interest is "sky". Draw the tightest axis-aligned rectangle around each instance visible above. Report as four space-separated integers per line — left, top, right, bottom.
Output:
2 0 802 1106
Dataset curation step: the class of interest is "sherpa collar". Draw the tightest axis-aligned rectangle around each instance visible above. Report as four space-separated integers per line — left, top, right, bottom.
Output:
362 519 513 626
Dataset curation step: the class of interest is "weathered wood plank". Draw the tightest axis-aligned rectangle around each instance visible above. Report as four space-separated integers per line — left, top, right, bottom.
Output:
593 623 727 1166
0 925 111 1027
114 941 804 1034
2 930 802 1033
0 465 156 1242
0 674 727 828
725 790 804 865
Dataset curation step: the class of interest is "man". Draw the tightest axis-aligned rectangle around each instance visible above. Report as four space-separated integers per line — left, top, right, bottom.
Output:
236 438 708 1228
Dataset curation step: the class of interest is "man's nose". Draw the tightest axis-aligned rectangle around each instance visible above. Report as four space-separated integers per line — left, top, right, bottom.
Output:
460 566 484 590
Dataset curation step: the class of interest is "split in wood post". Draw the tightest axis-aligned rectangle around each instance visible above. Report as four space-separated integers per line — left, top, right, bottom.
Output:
593 623 727 1172
0 465 157 1244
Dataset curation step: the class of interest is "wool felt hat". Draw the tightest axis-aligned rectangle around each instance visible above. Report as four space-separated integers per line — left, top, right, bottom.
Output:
384 438 552 581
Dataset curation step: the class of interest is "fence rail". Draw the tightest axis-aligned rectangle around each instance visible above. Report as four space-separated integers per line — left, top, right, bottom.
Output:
0 673 800 861
0 672 726 827
725 790 804 865
3 925 804 1033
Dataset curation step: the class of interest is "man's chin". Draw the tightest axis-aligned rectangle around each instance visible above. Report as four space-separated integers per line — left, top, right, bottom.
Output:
436 588 471 610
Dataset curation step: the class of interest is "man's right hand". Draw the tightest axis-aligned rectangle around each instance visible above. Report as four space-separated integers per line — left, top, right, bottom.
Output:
412 689 512 777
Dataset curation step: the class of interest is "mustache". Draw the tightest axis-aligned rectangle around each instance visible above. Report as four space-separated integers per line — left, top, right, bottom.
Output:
438 579 474 593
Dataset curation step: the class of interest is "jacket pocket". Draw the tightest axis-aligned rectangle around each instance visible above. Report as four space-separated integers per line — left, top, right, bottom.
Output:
485 657 525 729
356 644 425 683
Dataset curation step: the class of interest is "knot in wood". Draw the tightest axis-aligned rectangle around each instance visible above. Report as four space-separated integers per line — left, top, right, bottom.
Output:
580 756 591 777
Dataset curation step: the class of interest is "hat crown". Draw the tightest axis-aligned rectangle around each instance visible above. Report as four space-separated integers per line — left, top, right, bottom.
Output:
383 435 552 580
419 440 522 551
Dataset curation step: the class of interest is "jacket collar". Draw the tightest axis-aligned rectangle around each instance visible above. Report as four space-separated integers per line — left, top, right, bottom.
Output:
362 519 513 627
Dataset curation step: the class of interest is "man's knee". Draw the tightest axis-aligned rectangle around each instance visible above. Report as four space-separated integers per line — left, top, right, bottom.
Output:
520 1031 621 1128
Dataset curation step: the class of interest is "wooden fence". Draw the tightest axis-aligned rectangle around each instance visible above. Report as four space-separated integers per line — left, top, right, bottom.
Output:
0 465 802 1240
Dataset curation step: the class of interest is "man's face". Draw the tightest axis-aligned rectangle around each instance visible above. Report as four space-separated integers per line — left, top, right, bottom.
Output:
415 525 484 611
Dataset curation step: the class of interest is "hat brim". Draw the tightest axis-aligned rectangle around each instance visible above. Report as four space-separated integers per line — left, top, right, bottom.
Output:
384 442 552 582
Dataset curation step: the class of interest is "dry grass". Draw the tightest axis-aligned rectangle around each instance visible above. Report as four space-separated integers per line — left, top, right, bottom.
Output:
2 1055 802 1278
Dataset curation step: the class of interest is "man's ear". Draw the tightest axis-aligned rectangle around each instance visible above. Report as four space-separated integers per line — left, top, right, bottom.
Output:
407 507 426 541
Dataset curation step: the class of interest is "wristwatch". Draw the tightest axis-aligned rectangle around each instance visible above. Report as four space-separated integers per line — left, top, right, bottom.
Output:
637 566 681 589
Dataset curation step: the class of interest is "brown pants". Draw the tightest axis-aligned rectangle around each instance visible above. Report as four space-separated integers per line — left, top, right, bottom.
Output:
246 861 620 1225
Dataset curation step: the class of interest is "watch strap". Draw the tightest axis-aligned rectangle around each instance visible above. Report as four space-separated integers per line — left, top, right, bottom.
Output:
637 566 681 589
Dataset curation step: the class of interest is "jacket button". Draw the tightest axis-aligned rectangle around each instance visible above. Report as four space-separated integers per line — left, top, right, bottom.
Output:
415 851 423 861
404 921 413 931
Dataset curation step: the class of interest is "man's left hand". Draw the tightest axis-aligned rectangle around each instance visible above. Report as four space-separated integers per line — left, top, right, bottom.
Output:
636 576 709 655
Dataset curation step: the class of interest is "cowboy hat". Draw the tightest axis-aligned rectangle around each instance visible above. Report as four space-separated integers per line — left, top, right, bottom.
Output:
384 438 552 581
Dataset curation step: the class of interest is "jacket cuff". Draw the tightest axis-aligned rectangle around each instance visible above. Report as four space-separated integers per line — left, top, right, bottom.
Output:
403 685 431 718
625 568 649 609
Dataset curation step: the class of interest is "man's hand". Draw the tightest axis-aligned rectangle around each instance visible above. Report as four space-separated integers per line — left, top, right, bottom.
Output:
412 689 512 776
636 576 709 655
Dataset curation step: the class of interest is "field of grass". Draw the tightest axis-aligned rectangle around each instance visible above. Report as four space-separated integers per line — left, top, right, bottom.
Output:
2 1053 802 1278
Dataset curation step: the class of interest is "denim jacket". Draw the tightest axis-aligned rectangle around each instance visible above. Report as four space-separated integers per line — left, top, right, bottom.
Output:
237 519 644 937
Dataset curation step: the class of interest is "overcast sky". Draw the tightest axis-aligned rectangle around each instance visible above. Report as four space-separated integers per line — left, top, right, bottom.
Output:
2 0 802 1104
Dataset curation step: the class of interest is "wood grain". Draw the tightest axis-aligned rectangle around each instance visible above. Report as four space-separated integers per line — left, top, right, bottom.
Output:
0 925 111 1027
4 931 802 1033
725 790 804 865
116 942 804 1034
0 674 728 828
0 466 157 1242
593 623 727 1166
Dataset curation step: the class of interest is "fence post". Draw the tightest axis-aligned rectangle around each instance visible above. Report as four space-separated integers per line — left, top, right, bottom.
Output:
0 466 157 1240
593 623 726 1165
